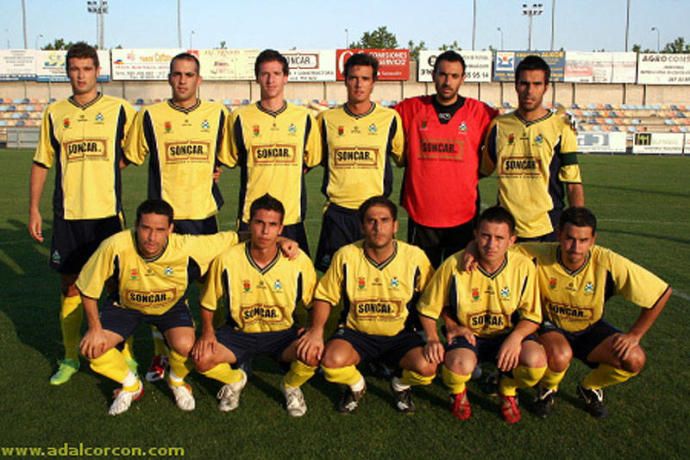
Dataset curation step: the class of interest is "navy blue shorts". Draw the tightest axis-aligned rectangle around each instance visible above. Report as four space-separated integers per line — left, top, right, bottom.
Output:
407 217 475 269
329 328 425 367
215 326 300 366
541 320 620 368
173 216 218 235
315 204 361 272
239 221 309 256
447 333 539 363
50 213 124 274
100 298 194 340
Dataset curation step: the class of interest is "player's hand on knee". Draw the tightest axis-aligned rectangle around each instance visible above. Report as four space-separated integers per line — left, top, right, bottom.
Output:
611 332 640 361
497 336 522 372
80 328 108 359
192 332 218 361
297 329 324 363
424 340 445 364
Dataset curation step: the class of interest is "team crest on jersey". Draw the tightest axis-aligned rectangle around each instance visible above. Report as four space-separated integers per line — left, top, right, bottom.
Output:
130 269 140 281
358 277 366 290
368 123 377 134
584 282 595 295
338 126 344 136
508 133 515 145
243 280 251 292
390 277 399 288
458 122 467 132
472 288 480 301
164 266 173 276
500 287 511 299
63 118 70 129
201 119 210 130
164 121 172 133
274 279 283 291
535 134 544 144
549 278 557 289
253 125 260 136
95 112 104 123
288 123 297 135
51 250 61 264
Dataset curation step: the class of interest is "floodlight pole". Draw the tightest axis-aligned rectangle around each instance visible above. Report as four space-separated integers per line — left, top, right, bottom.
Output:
177 0 182 48
497 27 504 50
522 3 544 51
472 0 477 50
651 26 660 52
86 0 108 49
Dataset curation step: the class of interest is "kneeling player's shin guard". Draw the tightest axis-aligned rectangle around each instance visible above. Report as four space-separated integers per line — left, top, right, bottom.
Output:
284 360 317 388
499 365 547 397
582 364 637 390
540 367 569 391
400 369 435 387
90 348 131 385
200 363 244 384
442 366 471 394
322 365 363 387
168 350 193 386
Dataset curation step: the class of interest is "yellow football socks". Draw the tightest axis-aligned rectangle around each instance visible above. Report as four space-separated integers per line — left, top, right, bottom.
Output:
168 350 192 386
400 369 434 387
201 363 245 384
540 367 569 391
283 360 317 388
499 365 547 397
442 366 472 394
59 295 82 361
322 365 363 388
582 364 637 390
90 348 130 383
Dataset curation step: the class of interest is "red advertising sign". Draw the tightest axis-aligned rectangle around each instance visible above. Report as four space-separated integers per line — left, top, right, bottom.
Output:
336 49 410 81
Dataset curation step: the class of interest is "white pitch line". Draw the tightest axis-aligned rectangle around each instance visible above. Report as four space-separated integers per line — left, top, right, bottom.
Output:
674 290 690 302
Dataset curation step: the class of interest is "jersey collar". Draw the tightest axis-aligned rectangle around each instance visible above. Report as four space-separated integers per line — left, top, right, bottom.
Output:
256 101 287 117
556 246 591 276
343 102 376 119
245 242 281 275
514 109 553 127
363 240 398 271
477 255 508 279
167 98 201 114
68 92 102 110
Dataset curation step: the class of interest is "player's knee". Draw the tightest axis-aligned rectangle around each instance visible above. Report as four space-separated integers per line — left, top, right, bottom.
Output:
301 356 320 368
622 347 646 373
194 354 213 373
444 352 475 375
321 349 348 369
415 360 438 377
547 346 573 371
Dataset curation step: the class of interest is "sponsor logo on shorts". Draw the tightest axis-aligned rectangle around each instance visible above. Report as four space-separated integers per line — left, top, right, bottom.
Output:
547 302 594 321
333 147 378 168
353 299 403 320
468 312 510 331
252 144 297 164
240 304 287 325
418 137 465 161
125 289 176 308
499 156 542 177
164 141 211 163
64 139 108 161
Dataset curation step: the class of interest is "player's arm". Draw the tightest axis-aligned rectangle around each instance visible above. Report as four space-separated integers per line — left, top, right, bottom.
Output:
303 112 322 172
193 257 224 360
566 183 585 207
28 162 49 243
296 299 331 364
192 306 219 361
612 286 672 361
497 319 540 372
440 306 476 346
419 314 445 364
79 295 109 359
479 122 499 178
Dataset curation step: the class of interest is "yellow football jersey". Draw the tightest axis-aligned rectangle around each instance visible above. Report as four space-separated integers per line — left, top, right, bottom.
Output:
418 250 542 337
315 240 433 336
200 242 316 333
481 111 582 238
34 94 136 220
76 230 238 315
317 103 404 209
228 103 321 225
125 100 231 220
514 243 669 333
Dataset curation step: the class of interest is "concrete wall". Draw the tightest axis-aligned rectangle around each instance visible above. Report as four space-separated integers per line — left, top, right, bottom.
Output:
2 79 688 106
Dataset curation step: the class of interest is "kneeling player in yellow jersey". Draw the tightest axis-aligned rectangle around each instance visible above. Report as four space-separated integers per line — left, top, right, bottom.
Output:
311 196 435 414
193 194 318 417
418 206 546 424
77 200 240 415
514 207 672 418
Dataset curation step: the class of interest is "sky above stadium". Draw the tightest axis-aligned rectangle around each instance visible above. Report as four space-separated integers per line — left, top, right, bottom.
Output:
1 0 688 52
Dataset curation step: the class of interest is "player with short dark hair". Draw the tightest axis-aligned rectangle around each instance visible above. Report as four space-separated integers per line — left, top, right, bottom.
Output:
312 196 435 414
395 50 497 268
481 55 584 241
315 53 404 271
228 49 321 254
77 199 241 415
29 41 137 385
125 52 233 382
512 207 671 418
418 206 546 424
193 195 318 417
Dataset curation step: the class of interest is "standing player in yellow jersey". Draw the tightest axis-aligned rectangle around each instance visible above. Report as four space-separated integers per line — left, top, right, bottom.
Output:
125 52 232 383
481 55 584 241
28 42 137 385
77 199 240 415
312 196 435 414
417 206 546 424
228 49 321 254
512 207 671 418
315 53 404 272
193 194 318 417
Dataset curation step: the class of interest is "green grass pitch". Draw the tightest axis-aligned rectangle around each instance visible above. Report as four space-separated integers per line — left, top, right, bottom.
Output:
0 149 688 458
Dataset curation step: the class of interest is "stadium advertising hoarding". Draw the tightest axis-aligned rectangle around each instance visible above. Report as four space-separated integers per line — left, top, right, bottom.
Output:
336 49 409 81
111 49 184 80
0 50 36 80
417 50 492 83
577 132 627 153
564 52 636 83
632 132 684 154
35 50 111 82
198 49 259 80
494 50 566 82
281 50 336 82
637 53 690 84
